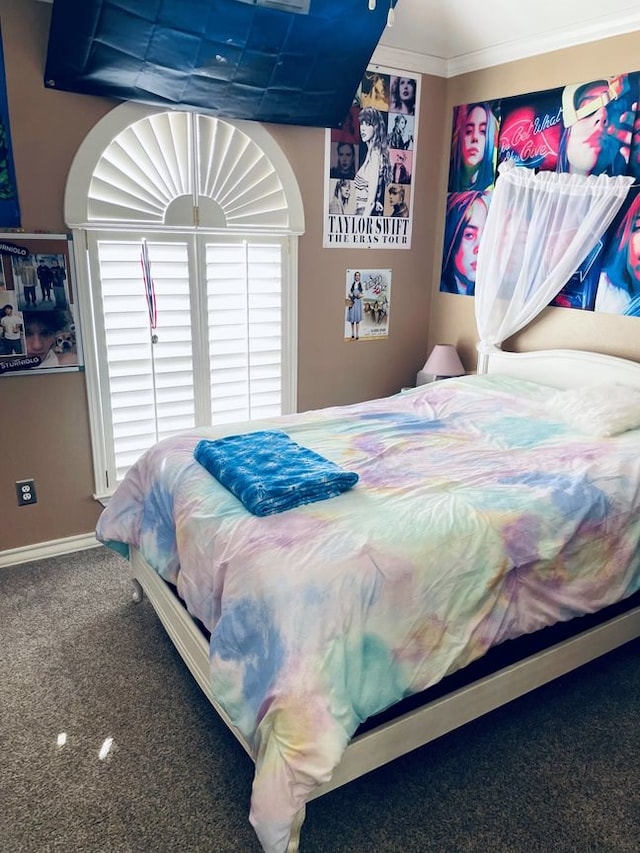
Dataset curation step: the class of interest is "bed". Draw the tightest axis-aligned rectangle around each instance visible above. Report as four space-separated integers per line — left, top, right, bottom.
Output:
96 346 640 853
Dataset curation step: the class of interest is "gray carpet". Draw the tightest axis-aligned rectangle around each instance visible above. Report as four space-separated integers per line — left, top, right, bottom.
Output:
1 545 638 853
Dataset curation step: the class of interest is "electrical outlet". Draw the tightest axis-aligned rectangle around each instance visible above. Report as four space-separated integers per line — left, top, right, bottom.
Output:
16 479 37 506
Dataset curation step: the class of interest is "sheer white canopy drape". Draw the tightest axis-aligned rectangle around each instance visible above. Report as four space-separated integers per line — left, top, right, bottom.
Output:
474 160 633 371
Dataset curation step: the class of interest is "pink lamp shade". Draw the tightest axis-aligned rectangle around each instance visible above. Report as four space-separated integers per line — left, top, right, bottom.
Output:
420 344 465 381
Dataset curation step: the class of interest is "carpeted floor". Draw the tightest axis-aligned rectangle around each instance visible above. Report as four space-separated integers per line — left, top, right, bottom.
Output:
1 545 639 852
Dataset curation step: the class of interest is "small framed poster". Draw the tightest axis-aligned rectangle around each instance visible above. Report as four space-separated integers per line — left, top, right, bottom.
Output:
344 268 391 340
0 233 82 376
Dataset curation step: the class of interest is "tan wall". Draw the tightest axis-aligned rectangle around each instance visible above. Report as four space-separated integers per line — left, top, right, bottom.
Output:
0 0 444 551
3 1 640 553
1 0 115 551
429 31 640 369
269 67 446 410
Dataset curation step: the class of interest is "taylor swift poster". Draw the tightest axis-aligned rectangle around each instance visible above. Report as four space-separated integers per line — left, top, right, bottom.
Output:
324 66 420 249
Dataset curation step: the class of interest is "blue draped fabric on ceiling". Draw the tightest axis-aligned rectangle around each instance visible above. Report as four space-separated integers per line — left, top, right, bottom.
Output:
0 23 20 228
44 0 396 128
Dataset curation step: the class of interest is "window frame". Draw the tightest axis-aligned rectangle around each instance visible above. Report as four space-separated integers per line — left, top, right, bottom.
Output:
73 227 297 501
65 104 302 501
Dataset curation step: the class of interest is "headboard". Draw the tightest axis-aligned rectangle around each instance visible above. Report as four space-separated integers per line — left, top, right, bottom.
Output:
483 347 640 390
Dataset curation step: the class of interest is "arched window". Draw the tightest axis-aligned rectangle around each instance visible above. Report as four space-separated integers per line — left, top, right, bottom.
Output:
66 103 304 499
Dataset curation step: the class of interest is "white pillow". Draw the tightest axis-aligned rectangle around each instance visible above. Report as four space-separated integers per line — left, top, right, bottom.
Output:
547 384 640 438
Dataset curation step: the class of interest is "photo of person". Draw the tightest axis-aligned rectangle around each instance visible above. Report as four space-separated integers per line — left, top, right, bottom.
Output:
388 113 414 150
12 252 70 311
440 190 490 296
355 106 392 217
0 300 23 355
36 255 53 302
50 257 68 309
368 295 389 328
358 71 389 111
345 270 363 340
328 179 353 215
595 188 640 314
14 254 38 307
24 309 78 368
556 75 637 176
385 184 410 218
330 141 357 179
448 102 499 192
389 76 416 115
390 149 412 184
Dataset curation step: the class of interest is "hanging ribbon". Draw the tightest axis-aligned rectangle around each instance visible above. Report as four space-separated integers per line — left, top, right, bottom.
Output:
140 239 157 331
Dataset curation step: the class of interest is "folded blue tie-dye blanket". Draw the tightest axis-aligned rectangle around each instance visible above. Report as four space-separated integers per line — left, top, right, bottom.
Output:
194 430 359 516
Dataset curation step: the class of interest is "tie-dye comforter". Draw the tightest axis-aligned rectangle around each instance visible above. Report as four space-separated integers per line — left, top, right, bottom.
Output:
96 374 640 853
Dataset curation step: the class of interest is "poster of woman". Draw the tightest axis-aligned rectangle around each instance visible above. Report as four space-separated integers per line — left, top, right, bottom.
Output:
594 186 640 315
440 191 490 296
448 101 500 192
324 65 420 250
555 74 638 177
344 268 391 340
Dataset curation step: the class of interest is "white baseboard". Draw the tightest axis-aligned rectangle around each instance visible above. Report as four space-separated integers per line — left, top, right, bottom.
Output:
0 532 101 569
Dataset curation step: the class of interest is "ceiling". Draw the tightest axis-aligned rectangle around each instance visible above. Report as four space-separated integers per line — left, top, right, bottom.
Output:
374 0 640 77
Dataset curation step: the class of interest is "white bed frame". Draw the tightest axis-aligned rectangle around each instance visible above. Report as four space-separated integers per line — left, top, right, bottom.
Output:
129 347 640 852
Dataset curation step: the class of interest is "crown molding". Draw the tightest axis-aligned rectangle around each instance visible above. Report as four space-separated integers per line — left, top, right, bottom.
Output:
371 43 447 76
447 12 640 77
375 12 640 79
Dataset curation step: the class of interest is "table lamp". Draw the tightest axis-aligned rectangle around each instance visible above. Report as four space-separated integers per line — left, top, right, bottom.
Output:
416 344 464 385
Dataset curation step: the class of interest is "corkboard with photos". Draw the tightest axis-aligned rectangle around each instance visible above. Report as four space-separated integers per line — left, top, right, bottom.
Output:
0 233 82 376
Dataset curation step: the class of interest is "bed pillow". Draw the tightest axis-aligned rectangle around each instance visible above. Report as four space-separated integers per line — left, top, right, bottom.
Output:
547 384 640 437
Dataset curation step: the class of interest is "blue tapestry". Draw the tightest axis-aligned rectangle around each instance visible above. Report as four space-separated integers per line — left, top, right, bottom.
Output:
0 24 20 228
44 0 397 129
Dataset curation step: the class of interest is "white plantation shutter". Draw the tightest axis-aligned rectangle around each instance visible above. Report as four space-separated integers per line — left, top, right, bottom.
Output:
207 242 283 423
94 238 195 481
90 234 289 486
69 107 303 231
66 104 303 497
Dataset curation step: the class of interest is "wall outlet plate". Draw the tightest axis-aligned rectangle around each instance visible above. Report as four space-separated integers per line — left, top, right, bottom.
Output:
16 479 37 506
